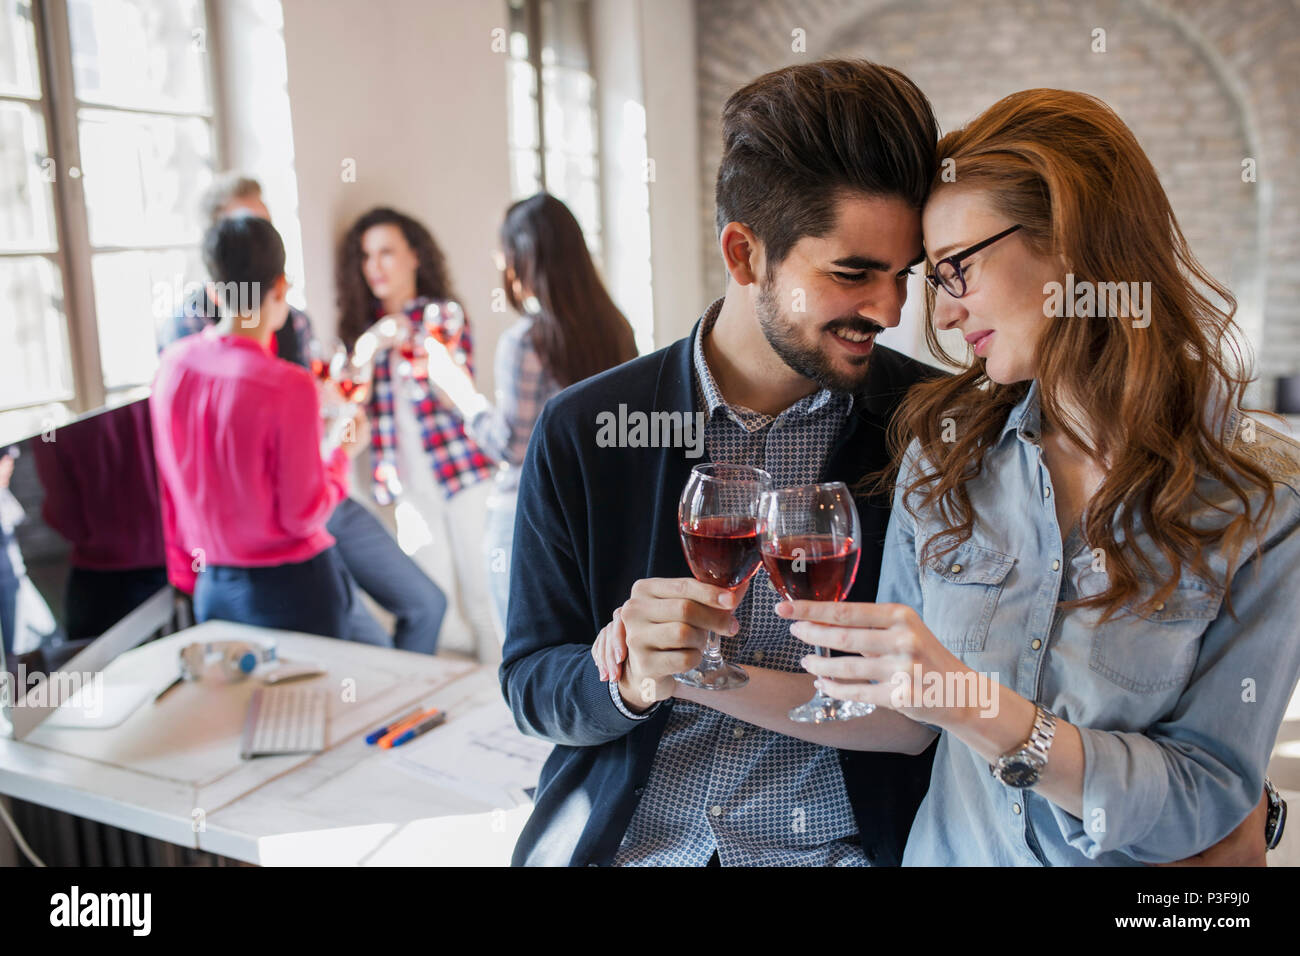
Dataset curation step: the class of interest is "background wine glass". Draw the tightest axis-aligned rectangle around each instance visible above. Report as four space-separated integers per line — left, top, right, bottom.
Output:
758 482 874 722
335 357 373 406
676 463 773 690
309 340 349 421
423 300 465 353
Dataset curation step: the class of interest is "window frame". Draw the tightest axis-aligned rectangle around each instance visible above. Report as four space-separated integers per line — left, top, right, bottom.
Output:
506 0 603 260
2 0 227 423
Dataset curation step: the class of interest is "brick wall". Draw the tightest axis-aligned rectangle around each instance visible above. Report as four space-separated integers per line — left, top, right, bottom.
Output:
694 0 1300 390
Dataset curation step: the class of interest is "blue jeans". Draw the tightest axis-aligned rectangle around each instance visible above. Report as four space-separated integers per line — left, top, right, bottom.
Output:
484 489 516 644
327 497 447 655
193 547 351 638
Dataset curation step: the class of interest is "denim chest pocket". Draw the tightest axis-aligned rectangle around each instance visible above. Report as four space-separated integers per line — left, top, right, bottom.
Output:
1087 585 1221 693
919 542 1015 653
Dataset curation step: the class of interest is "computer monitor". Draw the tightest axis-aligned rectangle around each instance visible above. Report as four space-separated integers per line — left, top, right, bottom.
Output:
0 398 178 739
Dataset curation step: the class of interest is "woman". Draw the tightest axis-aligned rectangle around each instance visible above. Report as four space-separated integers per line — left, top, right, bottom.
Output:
421 193 637 641
336 207 496 659
596 90 1300 865
151 215 364 636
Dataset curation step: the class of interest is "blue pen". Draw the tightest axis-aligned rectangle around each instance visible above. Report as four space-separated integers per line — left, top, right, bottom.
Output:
390 710 447 748
365 707 423 745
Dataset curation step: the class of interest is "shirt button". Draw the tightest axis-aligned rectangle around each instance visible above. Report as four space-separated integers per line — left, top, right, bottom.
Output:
753 650 765 663
1051 559 1060 571
1031 639 1042 650
1012 803 1022 815
732 726 744 739
1044 486 1052 499
710 805 723 817
950 563 962 574
1154 602 1165 612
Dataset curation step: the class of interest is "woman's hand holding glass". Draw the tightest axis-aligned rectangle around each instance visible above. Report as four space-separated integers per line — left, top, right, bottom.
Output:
421 335 487 418
776 599 978 722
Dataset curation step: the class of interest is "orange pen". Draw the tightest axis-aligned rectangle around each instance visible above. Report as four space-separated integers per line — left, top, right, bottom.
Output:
378 706 441 749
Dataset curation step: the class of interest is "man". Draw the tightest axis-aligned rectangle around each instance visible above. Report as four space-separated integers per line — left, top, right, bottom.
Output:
501 58 1272 866
502 59 938 866
157 173 447 654
157 174 316 367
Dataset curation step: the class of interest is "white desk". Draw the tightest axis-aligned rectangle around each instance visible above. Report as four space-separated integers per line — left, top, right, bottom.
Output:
0 621 539 865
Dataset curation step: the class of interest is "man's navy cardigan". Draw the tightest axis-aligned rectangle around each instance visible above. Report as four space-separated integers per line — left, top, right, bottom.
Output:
499 319 940 866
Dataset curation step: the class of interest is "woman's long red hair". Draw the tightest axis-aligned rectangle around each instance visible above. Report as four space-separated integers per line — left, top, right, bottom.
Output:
891 89 1281 621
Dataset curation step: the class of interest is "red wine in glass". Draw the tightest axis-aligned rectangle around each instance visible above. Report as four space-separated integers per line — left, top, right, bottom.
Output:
675 463 773 690
758 482 874 722
680 515 761 590
761 533 860 603
336 377 370 404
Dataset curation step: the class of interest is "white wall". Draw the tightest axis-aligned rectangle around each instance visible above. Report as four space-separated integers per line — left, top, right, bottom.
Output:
638 0 702 347
211 0 309 313
591 0 654 355
279 0 513 393
590 0 702 352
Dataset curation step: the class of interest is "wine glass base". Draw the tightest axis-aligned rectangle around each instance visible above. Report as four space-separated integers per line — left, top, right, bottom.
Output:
675 661 749 690
788 694 875 723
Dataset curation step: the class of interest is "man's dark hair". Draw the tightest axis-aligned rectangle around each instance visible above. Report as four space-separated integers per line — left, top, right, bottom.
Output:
715 58 939 275
201 213 285 317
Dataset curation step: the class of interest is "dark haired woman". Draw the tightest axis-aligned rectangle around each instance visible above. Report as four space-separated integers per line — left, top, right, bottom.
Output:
596 90 1300 864
421 193 637 640
336 207 497 659
152 216 366 636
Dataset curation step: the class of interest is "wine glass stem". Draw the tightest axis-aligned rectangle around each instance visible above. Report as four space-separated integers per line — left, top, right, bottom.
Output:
814 645 834 698
702 631 724 667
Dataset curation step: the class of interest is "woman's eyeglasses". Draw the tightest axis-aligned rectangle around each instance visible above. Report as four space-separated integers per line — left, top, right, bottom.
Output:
925 224 1022 299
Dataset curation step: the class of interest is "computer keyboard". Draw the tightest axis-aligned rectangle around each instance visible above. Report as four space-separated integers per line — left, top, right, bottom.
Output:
240 685 328 759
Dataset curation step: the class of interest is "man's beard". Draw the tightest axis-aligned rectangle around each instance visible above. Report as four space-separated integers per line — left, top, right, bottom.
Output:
755 281 881 395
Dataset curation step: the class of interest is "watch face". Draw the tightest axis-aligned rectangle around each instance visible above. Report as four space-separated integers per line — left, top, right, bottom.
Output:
1001 759 1039 789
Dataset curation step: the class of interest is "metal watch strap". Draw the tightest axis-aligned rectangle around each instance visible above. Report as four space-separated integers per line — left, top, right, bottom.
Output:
991 705 1057 787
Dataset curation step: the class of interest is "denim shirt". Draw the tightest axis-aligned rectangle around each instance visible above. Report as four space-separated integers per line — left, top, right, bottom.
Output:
881 381 1300 865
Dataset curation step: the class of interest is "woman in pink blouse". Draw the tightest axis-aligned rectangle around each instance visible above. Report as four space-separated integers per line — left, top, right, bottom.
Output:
151 215 366 636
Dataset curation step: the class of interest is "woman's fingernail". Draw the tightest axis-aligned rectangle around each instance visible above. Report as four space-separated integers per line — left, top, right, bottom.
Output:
774 602 789 617
729 616 740 634
718 591 734 608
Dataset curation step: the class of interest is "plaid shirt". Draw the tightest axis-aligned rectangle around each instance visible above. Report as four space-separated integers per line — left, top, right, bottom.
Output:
611 298 867 867
464 315 560 492
367 299 496 502
156 289 315 368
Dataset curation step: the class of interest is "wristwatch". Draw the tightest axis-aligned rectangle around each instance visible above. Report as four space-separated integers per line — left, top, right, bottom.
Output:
991 705 1057 789
1265 776 1287 851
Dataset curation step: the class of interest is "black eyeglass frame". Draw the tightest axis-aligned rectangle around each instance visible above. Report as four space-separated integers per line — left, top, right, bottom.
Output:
925 224 1023 298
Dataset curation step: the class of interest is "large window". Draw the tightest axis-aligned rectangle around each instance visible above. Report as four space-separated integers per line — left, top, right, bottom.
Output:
0 0 218 443
506 0 601 262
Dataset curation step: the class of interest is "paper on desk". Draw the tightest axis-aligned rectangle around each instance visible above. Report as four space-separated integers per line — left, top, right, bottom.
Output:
386 702 551 808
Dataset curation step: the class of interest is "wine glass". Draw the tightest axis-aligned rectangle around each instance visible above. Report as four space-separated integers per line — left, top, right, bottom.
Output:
676 463 773 690
308 339 346 383
758 482 874 722
423 300 466 353
335 358 373 407
310 340 350 421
